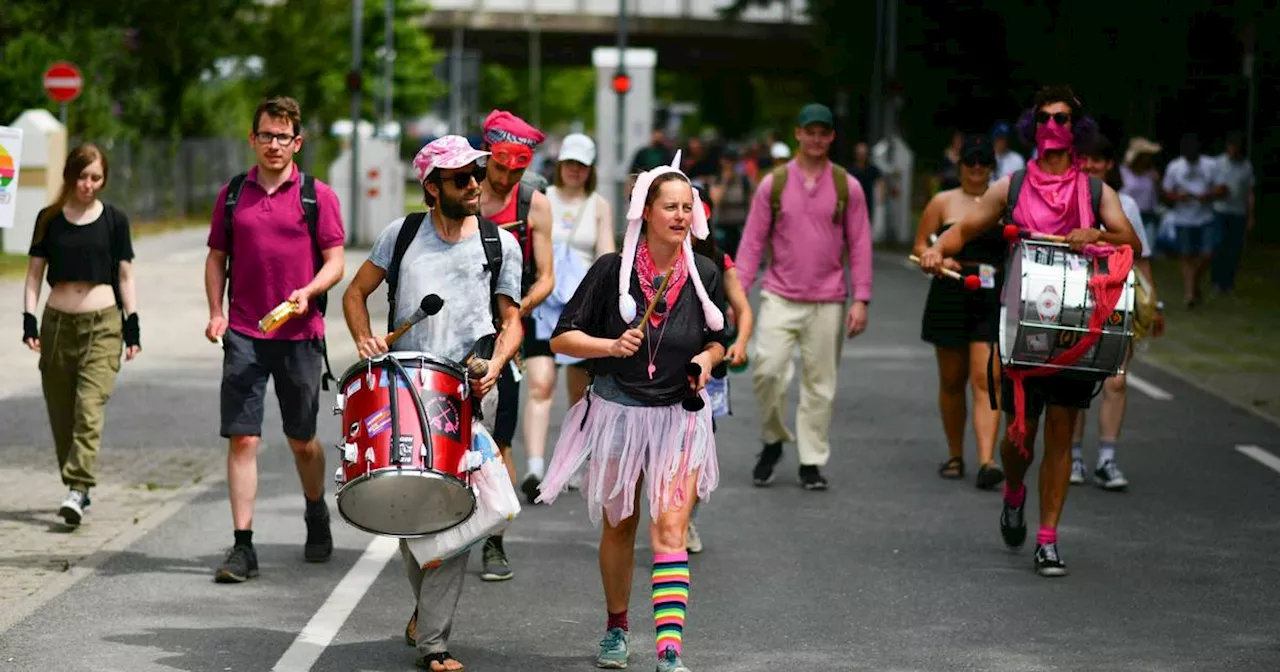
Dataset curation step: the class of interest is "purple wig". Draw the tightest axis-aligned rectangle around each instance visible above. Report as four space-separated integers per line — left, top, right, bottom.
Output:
1014 84 1098 153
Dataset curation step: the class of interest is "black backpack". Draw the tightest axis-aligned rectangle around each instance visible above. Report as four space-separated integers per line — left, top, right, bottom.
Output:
1006 169 1103 226
512 182 537 297
223 171 336 390
385 212 506 358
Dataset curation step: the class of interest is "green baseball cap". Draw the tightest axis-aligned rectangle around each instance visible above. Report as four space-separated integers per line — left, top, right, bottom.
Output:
797 103 834 129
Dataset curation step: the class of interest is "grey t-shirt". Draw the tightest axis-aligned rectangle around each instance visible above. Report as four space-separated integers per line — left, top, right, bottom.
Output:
368 215 523 364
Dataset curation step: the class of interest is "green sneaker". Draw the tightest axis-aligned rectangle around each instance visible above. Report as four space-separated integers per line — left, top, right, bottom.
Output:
655 646 690 672
596 627 630 669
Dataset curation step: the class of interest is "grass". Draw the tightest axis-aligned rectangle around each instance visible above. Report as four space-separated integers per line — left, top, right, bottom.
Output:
0 216 206 280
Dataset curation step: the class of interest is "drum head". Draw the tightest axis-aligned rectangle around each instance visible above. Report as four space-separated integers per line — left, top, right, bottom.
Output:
337 470 476 537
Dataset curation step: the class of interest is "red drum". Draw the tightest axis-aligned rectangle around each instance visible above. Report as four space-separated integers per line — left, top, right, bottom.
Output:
333 351 476 537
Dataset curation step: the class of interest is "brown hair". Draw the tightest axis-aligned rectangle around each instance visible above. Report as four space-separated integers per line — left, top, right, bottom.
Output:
638 172 691 232
33 143 108 246
554 159 597 194
253 96 302 136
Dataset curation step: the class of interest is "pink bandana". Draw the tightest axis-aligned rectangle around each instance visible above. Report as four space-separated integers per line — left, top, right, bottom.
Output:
635 239 688 328
1011 158 1096 236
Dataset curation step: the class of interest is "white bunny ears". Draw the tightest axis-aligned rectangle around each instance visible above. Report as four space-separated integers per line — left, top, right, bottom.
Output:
617 150 725 332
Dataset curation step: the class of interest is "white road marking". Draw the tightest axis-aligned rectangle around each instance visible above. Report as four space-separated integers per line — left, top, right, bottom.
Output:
1236 445 1280 477
1126 373 1173 400
272 535 399 671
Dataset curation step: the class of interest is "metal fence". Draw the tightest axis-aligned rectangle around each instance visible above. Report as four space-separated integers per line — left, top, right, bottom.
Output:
80 137 252 222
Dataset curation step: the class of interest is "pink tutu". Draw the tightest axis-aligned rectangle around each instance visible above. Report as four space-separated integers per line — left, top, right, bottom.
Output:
536 392 718 528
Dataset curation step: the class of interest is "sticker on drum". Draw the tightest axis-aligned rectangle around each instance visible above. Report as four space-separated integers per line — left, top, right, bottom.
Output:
397 435 415 460
1025 333 1050 352
347 378 362 396
979 264 996 289
425 394 463 440
378 369 412 389
364 406 392 437
1035 285 1062 322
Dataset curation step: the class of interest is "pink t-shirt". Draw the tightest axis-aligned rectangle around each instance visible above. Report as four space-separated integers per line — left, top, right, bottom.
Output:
207 164 345 341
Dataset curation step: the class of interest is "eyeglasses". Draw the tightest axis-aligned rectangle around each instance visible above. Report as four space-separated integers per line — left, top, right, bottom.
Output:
434 165 487 190
1035 111 1072 126
254 132 297 146
682 362 706 412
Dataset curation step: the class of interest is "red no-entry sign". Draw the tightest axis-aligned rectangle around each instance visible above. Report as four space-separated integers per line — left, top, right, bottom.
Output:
43 62 83 104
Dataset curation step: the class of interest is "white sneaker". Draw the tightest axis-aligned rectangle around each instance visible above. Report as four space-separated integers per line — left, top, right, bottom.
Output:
58 490 89 526
686 522 703 554
1069 459 1086 485
1094 461 1129 491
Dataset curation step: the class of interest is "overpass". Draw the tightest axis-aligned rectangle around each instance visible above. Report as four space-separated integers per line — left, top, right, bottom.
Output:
414 0 818 73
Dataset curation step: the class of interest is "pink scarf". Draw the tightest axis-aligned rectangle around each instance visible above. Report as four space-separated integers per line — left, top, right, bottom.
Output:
635 239 688 328
1011 157 1096 236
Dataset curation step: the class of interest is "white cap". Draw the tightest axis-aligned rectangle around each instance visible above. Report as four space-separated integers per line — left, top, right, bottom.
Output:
770 141 792 160
558 133 596 166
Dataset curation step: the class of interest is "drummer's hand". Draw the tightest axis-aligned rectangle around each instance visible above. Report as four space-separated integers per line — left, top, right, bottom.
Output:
610 328 643 358
205 315 228 344
357 335 389 359
1064 228 1101 251
287 289 309 316
941 259 963 273
474 360 500 398
918 245 945 274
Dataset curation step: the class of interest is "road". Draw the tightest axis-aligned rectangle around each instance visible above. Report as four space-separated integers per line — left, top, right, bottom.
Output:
1 228 1278 672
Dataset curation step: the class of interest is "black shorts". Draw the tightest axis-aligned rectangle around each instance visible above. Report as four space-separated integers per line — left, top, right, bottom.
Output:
1001 371 1098 420
492 361 520 447
920 268 1001 348
220 328 323 441
522 316 553 359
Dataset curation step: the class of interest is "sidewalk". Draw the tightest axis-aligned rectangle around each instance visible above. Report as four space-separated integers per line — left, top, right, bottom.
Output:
0 227 378 631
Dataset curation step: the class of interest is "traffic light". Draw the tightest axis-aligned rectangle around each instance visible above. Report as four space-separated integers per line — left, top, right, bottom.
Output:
611 73 632 95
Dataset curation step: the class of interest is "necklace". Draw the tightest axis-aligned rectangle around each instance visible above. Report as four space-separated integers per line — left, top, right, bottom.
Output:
645 311 670 380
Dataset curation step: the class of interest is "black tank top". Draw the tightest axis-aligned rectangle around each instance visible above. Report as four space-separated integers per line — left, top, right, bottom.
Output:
941 222 1006 267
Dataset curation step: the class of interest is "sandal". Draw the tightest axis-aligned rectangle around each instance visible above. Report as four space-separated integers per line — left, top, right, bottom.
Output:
938 456 964 479
416 651 466 672
405 608 418 646
975 462 1005 490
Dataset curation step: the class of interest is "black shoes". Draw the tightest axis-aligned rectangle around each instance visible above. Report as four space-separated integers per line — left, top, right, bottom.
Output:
304 503 334 563
1000 500 1027 549
799 465 829 491
752 442 783 486
215 544 259 583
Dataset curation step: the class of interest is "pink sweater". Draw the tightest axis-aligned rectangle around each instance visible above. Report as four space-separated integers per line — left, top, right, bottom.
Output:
734 160 873 304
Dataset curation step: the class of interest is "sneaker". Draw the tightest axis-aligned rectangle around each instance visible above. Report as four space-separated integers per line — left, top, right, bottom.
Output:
798 465 828 491
58 490 89 526
1034 542 1068 577
655 646 691 672
685 522 703 554
975 463 1005 490
1069 458 1086 485
596 627 630 669
215 544 259 583
999 500 1027 549
751 442 782 486
304 504 333 563
1094 461 1128 491
480 537 513 581
521 473 542 505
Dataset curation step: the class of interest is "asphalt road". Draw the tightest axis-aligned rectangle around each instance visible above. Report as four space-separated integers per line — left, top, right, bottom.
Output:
1 233 1278 672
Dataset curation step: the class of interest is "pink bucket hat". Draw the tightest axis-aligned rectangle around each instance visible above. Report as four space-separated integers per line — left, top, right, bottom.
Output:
413 135 490 183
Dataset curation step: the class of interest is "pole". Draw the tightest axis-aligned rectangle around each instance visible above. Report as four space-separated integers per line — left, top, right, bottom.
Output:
384 0 395 126
450 24 464 132
615 0 628 236
1244 22 1256 162
350 0 364 242
883 0 899 244
529 13 542 128
869 0 884 143
59 103 68 128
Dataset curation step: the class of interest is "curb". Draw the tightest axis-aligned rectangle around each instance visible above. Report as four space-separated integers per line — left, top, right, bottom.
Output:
1136 355 1280 430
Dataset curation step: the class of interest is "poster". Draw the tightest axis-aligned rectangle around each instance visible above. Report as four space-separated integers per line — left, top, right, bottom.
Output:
0 126 22 229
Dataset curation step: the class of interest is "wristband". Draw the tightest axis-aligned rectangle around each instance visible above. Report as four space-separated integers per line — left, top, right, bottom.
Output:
23 312 37 342
123 313 141 348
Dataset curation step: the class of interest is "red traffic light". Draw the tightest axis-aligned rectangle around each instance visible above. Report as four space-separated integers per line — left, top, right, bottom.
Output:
611 73 631 95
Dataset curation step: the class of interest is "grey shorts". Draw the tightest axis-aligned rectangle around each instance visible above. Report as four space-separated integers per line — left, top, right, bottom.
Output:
220 328 323 441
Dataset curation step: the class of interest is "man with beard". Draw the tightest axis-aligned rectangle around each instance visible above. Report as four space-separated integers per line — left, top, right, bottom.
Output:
476 110 554 582
342 135 523 671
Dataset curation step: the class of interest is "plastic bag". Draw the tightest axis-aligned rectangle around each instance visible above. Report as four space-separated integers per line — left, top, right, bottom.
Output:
405 423 522 569
706 374 730 418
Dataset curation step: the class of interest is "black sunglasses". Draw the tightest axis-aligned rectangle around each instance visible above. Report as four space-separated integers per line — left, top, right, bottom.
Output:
1035 111 1072 125
434 165 487 190
682 362 705 412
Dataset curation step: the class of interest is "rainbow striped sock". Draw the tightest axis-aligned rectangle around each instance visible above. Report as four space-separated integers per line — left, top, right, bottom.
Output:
652 551 690 657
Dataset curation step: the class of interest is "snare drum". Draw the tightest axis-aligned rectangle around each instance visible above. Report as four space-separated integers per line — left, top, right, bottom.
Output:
998 240 1135 381
333 351 477 537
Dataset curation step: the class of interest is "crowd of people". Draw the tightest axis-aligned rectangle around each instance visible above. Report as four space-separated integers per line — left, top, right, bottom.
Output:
14 83 1256 671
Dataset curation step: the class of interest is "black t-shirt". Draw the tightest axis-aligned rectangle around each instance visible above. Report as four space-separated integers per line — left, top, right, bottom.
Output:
554 251 728 406
28 203 134 291
850 163 882 212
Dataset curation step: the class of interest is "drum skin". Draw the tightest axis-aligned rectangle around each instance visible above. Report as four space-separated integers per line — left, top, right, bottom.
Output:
998 241 1135 381
334 352 477 537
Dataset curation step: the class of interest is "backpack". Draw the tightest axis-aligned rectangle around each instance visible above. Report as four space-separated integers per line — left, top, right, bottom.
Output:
1005 169 1103 228
223 171 336 390
386 212 506 358
768 162 850 230
513 182 537 296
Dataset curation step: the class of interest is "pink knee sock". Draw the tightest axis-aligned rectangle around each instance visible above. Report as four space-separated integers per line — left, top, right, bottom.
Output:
1036 526 1057 545
1002 483 1025 508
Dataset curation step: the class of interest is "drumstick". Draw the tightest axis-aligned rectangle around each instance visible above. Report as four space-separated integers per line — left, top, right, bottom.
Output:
638 271 675 328
385 294 444 346
908 255 981 291
1002 224 1114 247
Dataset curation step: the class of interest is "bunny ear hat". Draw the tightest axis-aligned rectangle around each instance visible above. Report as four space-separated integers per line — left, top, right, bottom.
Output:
617 151 724 332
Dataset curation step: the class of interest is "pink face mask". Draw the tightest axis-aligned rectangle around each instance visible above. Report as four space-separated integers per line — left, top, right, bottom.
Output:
1036 119 1073 153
